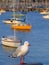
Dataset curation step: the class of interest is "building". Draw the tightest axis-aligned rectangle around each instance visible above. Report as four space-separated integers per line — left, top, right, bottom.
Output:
0 0 49 11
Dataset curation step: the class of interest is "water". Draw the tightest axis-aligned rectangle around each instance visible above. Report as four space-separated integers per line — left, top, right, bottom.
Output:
0 11 49 65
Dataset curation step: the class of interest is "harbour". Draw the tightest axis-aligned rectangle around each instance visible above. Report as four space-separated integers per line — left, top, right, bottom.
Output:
0 0 49 65
0 11 49 65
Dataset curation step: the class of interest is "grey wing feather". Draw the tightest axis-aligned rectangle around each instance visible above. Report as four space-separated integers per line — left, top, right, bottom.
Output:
11 46 21 58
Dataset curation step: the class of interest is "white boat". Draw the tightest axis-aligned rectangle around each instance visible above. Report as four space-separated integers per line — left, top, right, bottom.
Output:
43 15 49 19
1 36 21 48
0 9 6 13
40 0 49 15
3 18 22 24
1 0 21 47
3 17 25 24
40 11 49 14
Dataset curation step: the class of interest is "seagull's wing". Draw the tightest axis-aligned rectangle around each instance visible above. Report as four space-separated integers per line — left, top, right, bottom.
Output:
10 46 22 58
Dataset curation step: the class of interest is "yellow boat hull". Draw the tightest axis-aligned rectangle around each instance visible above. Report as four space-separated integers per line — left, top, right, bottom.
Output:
11 25 32 30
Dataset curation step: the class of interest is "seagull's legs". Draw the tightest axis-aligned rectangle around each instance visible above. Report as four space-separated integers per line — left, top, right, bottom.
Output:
20 56 25 65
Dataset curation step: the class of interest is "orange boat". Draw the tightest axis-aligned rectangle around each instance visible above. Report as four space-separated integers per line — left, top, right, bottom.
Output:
11 23 32 30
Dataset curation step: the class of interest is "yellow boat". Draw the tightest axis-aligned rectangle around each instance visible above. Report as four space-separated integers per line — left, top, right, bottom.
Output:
11 23 32 30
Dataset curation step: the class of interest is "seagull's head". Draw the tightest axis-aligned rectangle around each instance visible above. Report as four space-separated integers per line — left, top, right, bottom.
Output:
24 41 30 46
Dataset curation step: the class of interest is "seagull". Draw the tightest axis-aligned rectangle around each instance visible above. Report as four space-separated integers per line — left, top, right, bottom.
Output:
9 41 30 65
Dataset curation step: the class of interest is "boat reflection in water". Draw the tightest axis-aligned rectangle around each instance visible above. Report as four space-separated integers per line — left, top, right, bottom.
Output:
2 45 16 54
16 29 31 32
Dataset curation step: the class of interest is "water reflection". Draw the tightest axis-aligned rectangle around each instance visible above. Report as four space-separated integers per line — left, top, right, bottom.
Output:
16 30 31 32
2 45 16 54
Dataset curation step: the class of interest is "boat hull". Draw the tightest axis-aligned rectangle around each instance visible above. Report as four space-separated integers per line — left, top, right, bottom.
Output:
40 12 49 14
43 15 49 19
3 20 21 24
1 38 21 48
11 25 32 30
0 9 6 13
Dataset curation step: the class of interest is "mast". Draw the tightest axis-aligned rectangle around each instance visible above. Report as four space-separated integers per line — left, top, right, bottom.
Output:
45 0 48 11
13 0 16 40
45 0 47 9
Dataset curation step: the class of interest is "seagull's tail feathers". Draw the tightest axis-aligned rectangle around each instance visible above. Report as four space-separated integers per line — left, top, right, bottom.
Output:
8 53 17 58
8 55 16 58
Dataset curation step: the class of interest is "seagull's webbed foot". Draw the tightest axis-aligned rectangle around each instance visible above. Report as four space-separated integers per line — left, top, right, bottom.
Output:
20 61 26 65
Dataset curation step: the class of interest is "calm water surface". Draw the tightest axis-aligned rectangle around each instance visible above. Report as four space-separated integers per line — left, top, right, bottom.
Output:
0 11 49 65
